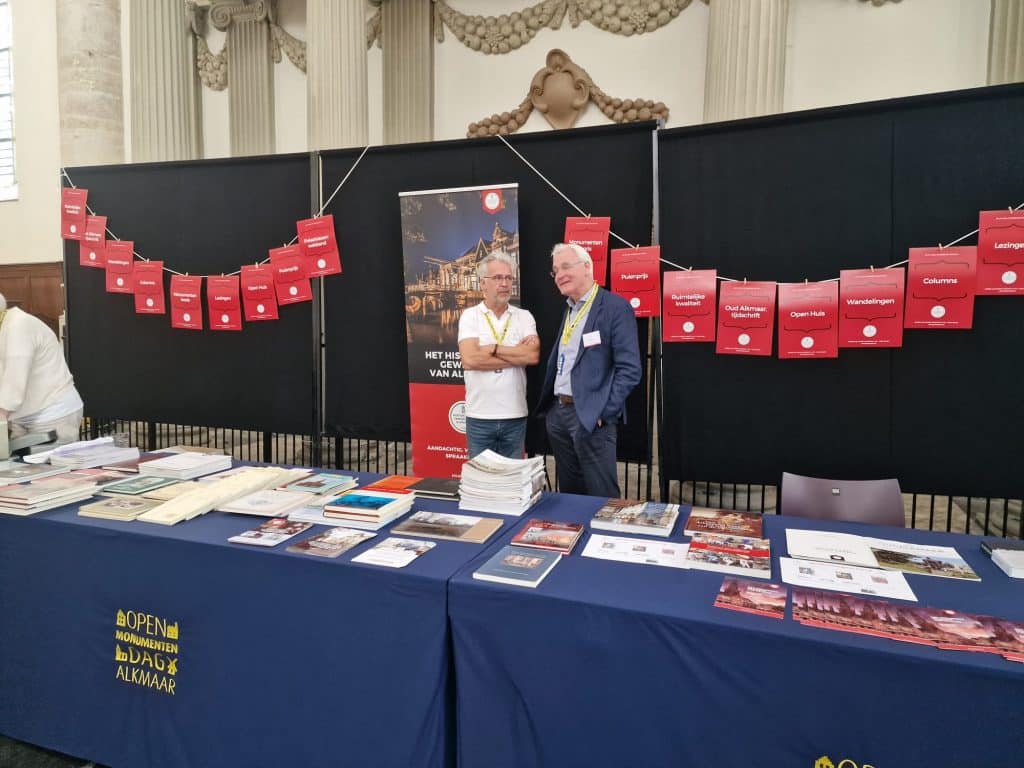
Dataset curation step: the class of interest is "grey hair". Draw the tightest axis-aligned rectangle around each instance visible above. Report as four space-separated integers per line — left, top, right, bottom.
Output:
550 242 592 268
0 293 6 312
476 252 515 280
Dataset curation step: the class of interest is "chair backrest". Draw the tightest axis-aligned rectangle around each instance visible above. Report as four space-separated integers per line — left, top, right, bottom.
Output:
780 472 905 528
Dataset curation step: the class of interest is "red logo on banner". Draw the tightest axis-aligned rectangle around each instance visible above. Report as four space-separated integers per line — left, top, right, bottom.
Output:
662 270 717 342
611 246 661 317
777 282 838 359
240 264 279 321
104 241 135 294
904 247 977 329
269 245 313 305
61 188 88 240
207 275 243 331
715 281 777 356
564 216 611 286
839 268 905 348
977 210 1024 295
480 188 505 214
296 214 342 278
408 383 468 479
169 275 204 330
79 215 107 268
132 261 165 315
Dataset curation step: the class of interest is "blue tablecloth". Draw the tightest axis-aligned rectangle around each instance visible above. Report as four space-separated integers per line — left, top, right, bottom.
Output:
0 479 514 768
448 493 1024 768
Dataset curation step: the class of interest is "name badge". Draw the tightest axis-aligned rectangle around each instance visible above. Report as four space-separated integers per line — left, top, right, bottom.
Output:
582 330 602 348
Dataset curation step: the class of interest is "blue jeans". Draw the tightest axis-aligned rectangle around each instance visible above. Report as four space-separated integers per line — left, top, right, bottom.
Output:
465 416 527 459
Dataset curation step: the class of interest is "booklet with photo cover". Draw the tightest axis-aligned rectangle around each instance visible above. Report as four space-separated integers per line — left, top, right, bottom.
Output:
391 511 503 543
685 533 772 579
511 519 585 554
77 496 161 521
228 518 313 547
351 537 436 568
590 499 681 537
286 527 375 558
472 545 561 588
684 507 763 538
714 577 787 619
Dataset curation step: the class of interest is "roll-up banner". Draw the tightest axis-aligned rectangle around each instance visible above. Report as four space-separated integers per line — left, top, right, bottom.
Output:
399 184 520 478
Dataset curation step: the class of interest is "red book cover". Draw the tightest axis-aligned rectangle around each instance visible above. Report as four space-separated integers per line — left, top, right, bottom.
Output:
207 275 243 331
976 210 1024 295
169 275 204 330
838 268 905 348
61 187 88 240
132 260 165 315
564 216 611 286
715 281 777 356
714 578 786 619
511 519 584 554
269 245 313 305
79 215 107 268
610 245 660 317
777 281 838 359
904 246 976 329
240 264 279 321
662 270 717 342
104 241 135 294
296 214 342 278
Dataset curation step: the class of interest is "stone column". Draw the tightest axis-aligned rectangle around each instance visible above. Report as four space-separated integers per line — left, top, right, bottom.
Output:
129 0 200 162
703 0 789 123
211 0 275 156
307 0 368 150
382 0 433 144
56 0 124 166
988 0 1024 85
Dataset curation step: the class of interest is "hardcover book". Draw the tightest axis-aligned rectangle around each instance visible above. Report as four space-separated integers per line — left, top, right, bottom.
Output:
407 477 461 500
472 545 561 588
101 475 183 496
77 496 161 521
285 527 375 558
511 519 585 554
360 475 421 494
590 499 680 537
285 473 358 495
684 507 763 538
686 533 772 579
391 511 503 543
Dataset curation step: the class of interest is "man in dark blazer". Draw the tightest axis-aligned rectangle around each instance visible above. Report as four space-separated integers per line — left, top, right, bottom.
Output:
537 243 642 497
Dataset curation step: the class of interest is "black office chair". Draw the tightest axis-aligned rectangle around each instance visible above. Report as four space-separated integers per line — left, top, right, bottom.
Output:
779 472 906 528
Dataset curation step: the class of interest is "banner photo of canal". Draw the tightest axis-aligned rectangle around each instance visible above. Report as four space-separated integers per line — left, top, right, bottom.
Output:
399 184 520 477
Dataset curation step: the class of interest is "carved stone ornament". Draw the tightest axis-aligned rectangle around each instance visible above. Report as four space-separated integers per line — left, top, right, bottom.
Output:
467 48 669 137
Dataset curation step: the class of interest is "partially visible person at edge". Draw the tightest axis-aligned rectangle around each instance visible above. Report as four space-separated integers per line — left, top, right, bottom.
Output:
457 254 540 459
0 293 84 446
536 243 641 497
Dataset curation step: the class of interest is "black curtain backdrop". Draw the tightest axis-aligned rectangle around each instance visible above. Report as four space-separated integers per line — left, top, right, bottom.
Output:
659 84 1024 498
321 123 654 462
63 155 315 434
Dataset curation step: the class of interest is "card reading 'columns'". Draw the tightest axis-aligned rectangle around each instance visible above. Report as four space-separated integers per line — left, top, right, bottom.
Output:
207 275 243 331
240 264 279 321
777 282 838 359
611 246 660 317
662 270 717 342
132 261 165 315
270 245 313 305
79 215 107 268
839 268 905 348
61 188 88 240
170 275 204 330
564 216 611 286
715 281 776 356
904 247 976 329
296 214 342 278
104 241 135 294
977 210 1024 295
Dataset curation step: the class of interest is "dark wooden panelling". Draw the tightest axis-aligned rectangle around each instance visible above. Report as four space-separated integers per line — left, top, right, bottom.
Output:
0 262 64 334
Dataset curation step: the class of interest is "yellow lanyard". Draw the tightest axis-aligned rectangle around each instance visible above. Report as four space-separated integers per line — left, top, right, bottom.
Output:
0 309 6 329
483 309 512 346
561 285 598 346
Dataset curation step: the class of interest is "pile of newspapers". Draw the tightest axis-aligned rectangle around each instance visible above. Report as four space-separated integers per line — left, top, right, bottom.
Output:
458 450 545 516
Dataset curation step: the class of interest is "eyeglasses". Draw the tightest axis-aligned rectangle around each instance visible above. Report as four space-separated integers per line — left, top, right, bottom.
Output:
550 260 584 278
483 274 514 282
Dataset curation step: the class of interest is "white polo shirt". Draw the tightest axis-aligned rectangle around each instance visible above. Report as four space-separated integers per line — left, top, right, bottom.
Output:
457 302 537 419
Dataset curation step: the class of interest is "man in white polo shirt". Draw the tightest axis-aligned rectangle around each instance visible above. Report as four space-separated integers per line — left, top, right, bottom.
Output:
458 254 540 458
0 293 84 446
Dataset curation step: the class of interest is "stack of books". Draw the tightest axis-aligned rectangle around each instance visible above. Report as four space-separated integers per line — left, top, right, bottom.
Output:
991 548 1024 578
101 475 180 497
139 452 233 480
321 490 415 530
284 473 358 498
100 452 165 473
78 496 161 521
458 450 544 516
590 499 681 537
0 476 98 515
49 443 140 470
0 462 71 484
361 474 461 501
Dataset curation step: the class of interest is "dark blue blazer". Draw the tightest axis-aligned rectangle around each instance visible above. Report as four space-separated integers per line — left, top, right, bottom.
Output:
537 287 642 433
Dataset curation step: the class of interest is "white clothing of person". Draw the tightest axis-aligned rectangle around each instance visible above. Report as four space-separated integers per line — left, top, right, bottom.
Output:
0 307 84 446
457 302 537 419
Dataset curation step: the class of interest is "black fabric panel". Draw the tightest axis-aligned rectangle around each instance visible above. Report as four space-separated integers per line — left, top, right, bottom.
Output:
322 123 654 462
63 155 314 434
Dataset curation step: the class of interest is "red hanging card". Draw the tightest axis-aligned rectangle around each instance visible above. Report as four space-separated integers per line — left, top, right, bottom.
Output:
296 214 342 278
564 216 611 286
61 188 88 240
777 282 838 359
207 275 243 331
132 261 165 315
104 241 135 294
839 268 905 348
610 246 661 317
977 210 1024 295
715 281 777 356
662 270 717 342
240 264 279 321
169 275 204 330
269 245 313 305
79 215 107 268
904 247 977 329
